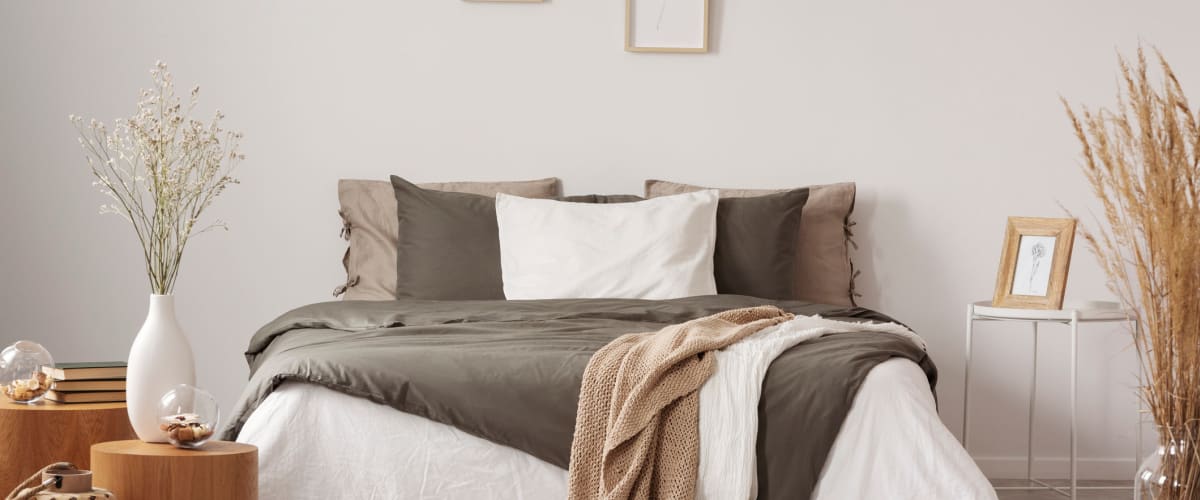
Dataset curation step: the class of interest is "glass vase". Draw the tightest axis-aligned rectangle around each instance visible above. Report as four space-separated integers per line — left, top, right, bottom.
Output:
1136 426 1197 500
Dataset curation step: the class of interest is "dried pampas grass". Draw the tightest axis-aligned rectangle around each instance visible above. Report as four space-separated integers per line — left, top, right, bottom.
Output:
1064 46 1200 497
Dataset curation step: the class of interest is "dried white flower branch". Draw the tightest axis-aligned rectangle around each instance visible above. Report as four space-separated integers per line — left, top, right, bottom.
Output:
71 61 244 295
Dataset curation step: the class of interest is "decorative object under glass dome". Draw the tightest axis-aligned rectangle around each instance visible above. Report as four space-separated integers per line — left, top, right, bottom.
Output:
70 61 244 442
158 384 220 449
0 341 54 404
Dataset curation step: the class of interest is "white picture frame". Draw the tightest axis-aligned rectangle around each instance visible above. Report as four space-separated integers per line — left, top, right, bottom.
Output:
625 0 709 53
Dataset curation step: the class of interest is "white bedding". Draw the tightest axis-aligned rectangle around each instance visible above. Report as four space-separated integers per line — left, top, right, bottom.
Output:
697 315 927 500
239 358 995 500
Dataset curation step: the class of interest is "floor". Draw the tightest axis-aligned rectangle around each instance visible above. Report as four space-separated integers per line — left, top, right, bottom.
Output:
993 479 1134 500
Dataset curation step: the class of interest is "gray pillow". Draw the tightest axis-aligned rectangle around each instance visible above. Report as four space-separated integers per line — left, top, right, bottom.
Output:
391 175 508 299
713 188 809 299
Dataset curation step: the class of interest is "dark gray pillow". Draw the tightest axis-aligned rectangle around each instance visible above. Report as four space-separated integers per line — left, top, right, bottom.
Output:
713 188 809 300
391 175 507 299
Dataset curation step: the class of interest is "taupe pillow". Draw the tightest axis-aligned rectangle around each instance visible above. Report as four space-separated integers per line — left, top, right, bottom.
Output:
337 177 561 300
645 179 857 306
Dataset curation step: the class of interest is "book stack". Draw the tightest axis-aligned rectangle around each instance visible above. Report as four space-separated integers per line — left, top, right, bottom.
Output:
41 361 127 404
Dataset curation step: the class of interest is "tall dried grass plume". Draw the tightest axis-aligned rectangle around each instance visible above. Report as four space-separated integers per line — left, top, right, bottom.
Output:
1064 46 1200 498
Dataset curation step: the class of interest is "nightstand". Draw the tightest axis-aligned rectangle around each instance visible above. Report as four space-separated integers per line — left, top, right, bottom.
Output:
91 440 257 500
0 396 136 489
961 301 1139 500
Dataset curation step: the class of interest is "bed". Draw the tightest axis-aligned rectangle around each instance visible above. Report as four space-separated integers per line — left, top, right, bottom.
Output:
224 297 994 499
223 176 995 499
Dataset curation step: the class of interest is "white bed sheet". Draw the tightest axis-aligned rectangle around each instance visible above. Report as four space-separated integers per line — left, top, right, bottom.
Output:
238 359 995 500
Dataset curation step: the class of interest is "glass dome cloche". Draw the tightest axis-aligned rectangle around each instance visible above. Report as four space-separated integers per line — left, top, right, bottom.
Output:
0 340 55 404
158 384 220 449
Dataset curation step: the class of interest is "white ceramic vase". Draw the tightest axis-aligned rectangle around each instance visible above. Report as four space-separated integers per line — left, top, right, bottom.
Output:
126 294 196 442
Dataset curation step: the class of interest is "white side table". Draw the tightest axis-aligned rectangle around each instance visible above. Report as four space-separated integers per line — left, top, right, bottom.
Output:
961 301 1138 500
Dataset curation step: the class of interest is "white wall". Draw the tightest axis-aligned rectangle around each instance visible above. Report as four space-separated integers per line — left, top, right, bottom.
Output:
2 0 1195 479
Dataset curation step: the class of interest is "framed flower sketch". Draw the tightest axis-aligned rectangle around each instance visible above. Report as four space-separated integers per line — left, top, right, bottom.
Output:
625 0 709 53
992 217 1077 309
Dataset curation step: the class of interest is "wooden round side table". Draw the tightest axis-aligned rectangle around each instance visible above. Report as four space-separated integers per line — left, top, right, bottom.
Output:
91 440 257 500
0 396 136 491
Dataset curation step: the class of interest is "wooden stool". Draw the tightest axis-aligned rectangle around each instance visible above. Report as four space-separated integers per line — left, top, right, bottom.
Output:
91 440 257 500
0 396 135 491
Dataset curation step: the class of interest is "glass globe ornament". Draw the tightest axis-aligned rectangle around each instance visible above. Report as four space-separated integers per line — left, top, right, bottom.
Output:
158 384 220 448
0 341 54 404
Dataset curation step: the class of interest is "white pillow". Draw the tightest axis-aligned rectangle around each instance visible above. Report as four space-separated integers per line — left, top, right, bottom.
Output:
495 190 719 300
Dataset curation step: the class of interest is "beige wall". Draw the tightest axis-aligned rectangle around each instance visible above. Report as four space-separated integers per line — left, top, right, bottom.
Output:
2 0 1195 478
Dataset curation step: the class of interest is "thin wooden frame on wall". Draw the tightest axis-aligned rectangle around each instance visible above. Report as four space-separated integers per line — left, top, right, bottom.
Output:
625 0 709 53
992 216 1077 310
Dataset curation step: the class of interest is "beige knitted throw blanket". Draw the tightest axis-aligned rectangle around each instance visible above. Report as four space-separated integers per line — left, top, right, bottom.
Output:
566 306 794 500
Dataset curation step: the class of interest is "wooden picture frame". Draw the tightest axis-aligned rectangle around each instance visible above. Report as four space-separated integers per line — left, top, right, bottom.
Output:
992 217 1077 309
625 0 709 53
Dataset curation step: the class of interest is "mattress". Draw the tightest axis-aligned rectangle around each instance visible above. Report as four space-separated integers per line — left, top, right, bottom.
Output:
238 358 996 500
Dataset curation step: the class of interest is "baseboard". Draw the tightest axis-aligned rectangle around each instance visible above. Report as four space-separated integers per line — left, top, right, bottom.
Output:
974 456 1137 480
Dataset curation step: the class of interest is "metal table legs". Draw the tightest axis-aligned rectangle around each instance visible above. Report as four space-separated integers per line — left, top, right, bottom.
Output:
963 308 1132 500
1027 321 1038 483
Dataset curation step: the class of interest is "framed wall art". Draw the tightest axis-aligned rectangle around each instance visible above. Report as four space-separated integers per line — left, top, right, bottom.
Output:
625 0 709 53
992 216 1077 309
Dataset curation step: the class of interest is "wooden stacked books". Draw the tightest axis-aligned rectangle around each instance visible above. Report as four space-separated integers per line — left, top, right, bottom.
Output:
42 362 127 404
